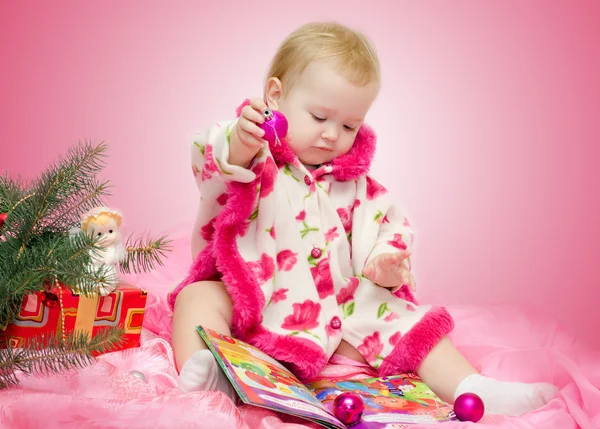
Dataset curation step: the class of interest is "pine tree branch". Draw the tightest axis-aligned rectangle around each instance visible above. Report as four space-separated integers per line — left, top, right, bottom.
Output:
10 193 37 213
0 231 107 326
120 234 172 274
0 174 27 214
56 265 114 296
16 179 61 260
63 228 101 263
11 141 109 258
0 269 47 328
43 178 111 232
0 193 37 242
0 327 125 389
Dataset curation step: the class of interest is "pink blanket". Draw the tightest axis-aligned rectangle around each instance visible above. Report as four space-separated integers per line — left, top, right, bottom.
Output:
1 233 598 429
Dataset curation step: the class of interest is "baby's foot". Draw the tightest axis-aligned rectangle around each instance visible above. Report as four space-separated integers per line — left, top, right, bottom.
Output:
178 349 236 401
454 374 558 416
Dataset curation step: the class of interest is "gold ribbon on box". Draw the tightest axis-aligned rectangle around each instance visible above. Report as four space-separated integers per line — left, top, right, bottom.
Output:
73 292 100 337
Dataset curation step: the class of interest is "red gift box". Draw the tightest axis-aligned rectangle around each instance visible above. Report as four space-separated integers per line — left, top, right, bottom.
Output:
0 283 147 354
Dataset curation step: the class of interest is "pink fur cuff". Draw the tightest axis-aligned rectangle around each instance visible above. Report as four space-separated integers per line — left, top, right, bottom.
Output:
378 306 455 375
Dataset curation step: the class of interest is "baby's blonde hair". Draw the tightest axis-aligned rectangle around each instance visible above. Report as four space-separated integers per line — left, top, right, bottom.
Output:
266 22 380 95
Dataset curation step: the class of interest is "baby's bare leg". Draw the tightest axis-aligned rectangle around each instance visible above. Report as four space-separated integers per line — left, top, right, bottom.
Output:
171 281 235 397
417 336 558 416
172 280 232 371
415 336 478 403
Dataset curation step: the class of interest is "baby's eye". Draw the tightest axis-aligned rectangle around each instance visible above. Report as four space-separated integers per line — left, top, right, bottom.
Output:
344 125 356 131
311 114 326 122
97 232 102 237
109 230 113 233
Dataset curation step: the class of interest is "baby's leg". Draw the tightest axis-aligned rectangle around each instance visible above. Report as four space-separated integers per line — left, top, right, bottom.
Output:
417 337 558 416
171 280 236 399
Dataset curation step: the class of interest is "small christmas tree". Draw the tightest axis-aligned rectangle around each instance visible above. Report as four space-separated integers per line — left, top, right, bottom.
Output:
0 141 171 388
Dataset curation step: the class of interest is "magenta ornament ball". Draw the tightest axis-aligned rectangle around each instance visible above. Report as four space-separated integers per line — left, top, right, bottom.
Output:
332 392 364 426
454 392 485 422
259 108 288 145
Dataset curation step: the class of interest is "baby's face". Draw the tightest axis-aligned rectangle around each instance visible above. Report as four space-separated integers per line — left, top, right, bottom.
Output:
275 61 378 167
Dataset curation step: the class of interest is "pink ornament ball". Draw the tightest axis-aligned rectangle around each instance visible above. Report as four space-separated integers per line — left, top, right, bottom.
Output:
332 392 364 426
259 108 288 145
454 392 485 423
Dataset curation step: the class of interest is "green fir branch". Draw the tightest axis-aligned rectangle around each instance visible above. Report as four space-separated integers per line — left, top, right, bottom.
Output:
0 327 125 389
43 178 111 232
0 230 110 327
120 234 172 274
0 264 48 328
11 141 109 257
39 142 111 232
0 174 28 214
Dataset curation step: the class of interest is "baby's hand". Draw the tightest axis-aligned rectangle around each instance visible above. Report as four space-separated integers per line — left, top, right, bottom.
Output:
362 250 415 290
229 97 269 167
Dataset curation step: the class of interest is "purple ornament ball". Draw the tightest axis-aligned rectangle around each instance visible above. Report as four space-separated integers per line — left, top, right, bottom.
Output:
332 392 364 426
259 108 288 145
454 392 485 423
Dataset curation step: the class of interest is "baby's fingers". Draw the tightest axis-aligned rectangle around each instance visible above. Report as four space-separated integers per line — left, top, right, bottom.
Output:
241 104 265 124
238 117 266 140
236 126 266 149
399 267 411 285
379 253 397 267
380 251 408 266
362 262 376 280
408 273 417 291
249 97 268 113
396 249 411 261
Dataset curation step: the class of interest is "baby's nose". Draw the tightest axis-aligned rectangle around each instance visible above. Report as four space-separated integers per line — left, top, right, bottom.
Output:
322 126 338 142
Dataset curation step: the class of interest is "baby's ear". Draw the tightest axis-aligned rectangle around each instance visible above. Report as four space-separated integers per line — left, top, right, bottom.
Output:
264 77 283 110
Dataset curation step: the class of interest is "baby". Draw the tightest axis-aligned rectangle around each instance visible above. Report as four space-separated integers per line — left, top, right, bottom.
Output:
169 22 557 416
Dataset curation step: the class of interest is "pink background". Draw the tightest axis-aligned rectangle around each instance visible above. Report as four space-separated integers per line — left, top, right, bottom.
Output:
1 2 598 349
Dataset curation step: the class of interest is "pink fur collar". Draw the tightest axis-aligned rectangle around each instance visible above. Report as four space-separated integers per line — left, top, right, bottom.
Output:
235 99 377 180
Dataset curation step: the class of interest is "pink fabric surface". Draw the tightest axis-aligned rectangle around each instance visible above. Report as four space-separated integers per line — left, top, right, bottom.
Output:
1 232 598 429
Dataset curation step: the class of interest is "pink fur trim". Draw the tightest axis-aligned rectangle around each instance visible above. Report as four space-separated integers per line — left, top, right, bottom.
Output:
378 307 455 375
268 136 297 168
249 325 328 380
212 180 265 335
330 124 376 181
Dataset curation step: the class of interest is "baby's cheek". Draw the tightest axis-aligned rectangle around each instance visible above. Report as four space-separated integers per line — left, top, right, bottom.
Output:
338 138 355 155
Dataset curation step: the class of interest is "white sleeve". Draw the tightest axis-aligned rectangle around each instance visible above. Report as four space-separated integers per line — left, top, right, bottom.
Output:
351 176 414 273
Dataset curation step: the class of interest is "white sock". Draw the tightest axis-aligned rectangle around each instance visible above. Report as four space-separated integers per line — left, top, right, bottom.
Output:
178 349 237 401
454 374 558 416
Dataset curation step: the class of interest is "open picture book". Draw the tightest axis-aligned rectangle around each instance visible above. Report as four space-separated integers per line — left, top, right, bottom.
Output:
197 326 457 428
